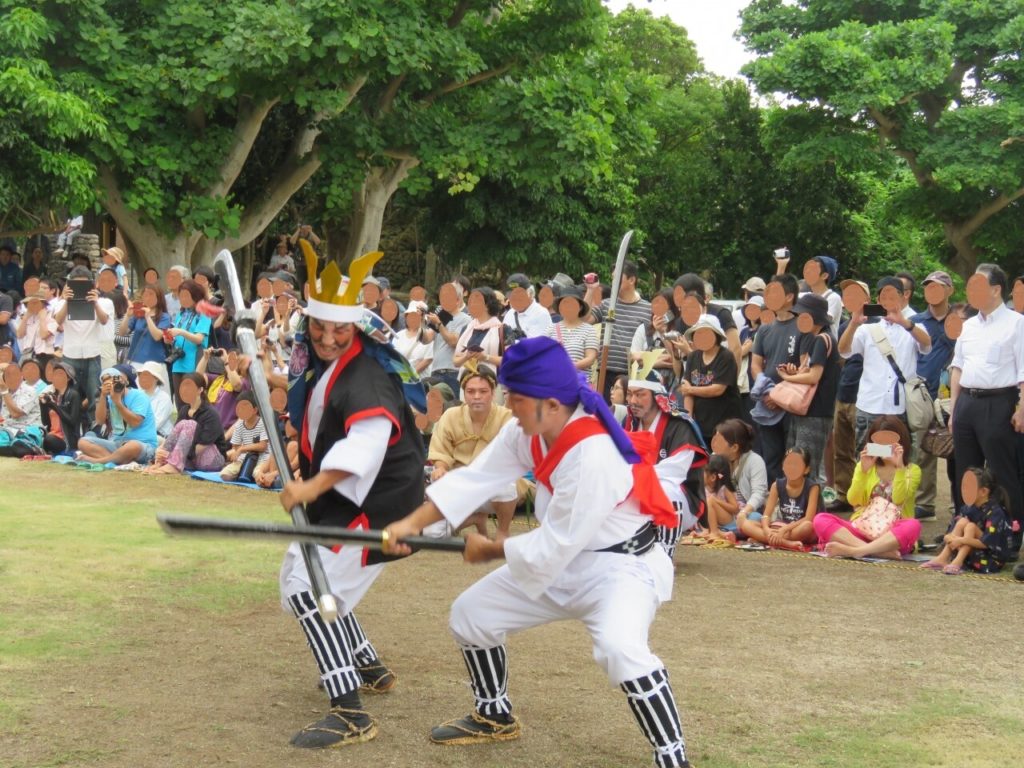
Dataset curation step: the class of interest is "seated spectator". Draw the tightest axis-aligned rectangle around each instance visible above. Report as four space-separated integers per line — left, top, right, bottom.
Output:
0 360 42 437
814 415 922 558
453 288 504 374
137 361 174 438
921 467 1013 575
546 287 598 379
220 392 269 481
39 361 81 453
20 357 46 394
255 421 300 489
55 214 82 256
77 366 158 465
701 454 740 539
0 243 23 294
712 418 768 520
680 316 743 441
143 373 228 475
121 284 172 366
427 365 522 537
739 446 819 549
393 301 434 374
196 347 251 430
15 289 58 371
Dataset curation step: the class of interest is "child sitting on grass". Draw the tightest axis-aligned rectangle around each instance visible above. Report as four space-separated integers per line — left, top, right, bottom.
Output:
738 446 819 550
920 467 1013 575
703 454 739 540
220 392 269 482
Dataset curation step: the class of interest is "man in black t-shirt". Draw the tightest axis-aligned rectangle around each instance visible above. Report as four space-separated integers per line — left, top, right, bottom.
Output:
670 273 741 366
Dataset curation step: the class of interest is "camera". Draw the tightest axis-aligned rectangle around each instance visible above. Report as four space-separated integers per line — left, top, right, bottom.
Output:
113 381 126 394
212 348 226 357
165 347 186 365
773 247 790 260
502 323 528 347
662 331 680 340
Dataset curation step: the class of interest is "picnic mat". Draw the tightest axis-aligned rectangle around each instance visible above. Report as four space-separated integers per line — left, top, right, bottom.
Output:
188 470 275 491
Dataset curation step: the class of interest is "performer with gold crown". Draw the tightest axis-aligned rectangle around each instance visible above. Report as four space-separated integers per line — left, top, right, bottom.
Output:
277 243 426 749
384 336 693 768
625 352 709 559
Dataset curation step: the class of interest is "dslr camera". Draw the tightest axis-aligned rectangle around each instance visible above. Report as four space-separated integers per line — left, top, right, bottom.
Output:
165 347 186 365
113 381 126 394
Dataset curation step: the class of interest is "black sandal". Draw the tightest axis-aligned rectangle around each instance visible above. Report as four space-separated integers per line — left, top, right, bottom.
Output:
430 711 521 745
290 706 378 749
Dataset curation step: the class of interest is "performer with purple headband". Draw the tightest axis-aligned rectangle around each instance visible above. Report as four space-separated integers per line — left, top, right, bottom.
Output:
385 336 692 768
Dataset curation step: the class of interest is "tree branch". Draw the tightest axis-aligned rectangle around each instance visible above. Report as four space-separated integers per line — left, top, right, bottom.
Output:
447 0 474 28
422 62 515 105
377 74 407 116
208 97 280 199
96 165 175 265
955 186 1024 242
868 107 935 188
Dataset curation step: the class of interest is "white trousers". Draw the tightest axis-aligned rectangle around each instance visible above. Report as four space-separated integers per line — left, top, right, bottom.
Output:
449 549 668 686
279 541 384 615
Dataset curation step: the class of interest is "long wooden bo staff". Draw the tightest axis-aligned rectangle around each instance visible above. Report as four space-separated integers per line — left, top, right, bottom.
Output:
157 514 466 553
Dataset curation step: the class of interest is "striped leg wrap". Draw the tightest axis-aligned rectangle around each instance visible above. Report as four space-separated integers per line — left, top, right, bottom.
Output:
460 645 512 717
339 611 379 667
621 668 688 768
289 591 361 701
656 503 686 559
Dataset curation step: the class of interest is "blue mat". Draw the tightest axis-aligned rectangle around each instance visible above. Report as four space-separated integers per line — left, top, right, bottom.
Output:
188 470 276 492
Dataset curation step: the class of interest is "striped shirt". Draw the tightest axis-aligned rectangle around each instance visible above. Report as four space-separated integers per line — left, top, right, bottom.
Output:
594 296 651 374
546 322 598 363
231 416 269 461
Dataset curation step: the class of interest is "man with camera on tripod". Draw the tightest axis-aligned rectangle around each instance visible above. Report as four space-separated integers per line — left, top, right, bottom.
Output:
77 365 159 466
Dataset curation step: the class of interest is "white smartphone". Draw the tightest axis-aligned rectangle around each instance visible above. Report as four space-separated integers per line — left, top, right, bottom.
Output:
865 442 893 458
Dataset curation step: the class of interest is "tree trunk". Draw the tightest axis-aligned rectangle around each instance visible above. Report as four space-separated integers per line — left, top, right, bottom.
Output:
343 159 420 265
942 223 980 279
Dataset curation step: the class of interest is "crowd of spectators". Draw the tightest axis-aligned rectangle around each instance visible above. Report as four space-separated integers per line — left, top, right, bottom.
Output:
2 229 1022 576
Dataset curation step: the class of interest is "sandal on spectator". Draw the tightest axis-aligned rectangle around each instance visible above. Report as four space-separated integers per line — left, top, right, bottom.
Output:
942 563 963 575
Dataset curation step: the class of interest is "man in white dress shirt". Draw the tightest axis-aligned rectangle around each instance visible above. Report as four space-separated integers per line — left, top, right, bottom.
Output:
950 263 1024 557
385 337 691 768
503 273 553 339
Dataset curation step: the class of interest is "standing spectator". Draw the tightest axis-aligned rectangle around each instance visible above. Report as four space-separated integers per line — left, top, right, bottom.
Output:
54 266 115 421
77 366 158 466
167 279 212 399
99 247 129 295
377 277 406 330
895 271 918 319
360 275 383 313
0 283 12 351
737 295 764 418
829 279 870 512
55 214 83 255
137 360 174 438
950 263 1024 557
164 265 190 317
671 273 741 366
39 361 81 453
504 273 553 339
546 287 598 378
838 277 932 449
679 316 742 442
780 293 840 485
426 282 471 400
392 301 434 375
0 360 41 437
121 284 172 367
910 271 956 521
631 289 678 393
453 287 505 375
751 273 803 480
590 260 651 399
0 243 22 294
801 255 842 336
21 246 47 282
15 289 58 371
732 276 766 330
267 240 295 273
142 267 160 286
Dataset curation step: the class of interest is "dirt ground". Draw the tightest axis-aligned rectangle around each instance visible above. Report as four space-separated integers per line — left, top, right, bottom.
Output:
3 464 1023 768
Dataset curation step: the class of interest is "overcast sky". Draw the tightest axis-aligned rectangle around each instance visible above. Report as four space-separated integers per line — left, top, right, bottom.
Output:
604 0 753 80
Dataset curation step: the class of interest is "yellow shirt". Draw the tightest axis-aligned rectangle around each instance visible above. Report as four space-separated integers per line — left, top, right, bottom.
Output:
428 403 513 470
847 462 921 520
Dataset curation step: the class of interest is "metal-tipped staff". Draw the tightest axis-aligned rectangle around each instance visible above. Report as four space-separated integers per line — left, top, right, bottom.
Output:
596 230 635 396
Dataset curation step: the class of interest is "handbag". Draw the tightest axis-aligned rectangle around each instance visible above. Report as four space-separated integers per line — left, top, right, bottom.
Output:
921 397 953 458
851 495 903 540
767 334 831 415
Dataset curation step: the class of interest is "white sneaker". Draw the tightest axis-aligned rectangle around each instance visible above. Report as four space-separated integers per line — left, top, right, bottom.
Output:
421 519 452 539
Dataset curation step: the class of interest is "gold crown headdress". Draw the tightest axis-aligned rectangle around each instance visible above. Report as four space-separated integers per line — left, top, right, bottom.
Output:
300 239 384 323
628 351 667 394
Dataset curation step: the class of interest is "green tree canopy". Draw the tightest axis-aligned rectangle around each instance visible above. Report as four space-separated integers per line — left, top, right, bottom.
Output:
740 0 1024 276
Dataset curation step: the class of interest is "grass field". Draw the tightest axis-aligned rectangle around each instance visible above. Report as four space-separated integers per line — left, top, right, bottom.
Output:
2 461 1023 768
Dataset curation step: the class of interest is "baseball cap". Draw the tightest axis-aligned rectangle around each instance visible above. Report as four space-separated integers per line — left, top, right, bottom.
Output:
922 271 953 288
840 278 870 296
376 277 391 291
741 276 766 293
506 273 531 290
876 276 905 295
362 275 381 288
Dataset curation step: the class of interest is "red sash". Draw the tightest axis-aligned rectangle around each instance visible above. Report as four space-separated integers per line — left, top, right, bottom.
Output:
530 417 677 528
300 335 364 461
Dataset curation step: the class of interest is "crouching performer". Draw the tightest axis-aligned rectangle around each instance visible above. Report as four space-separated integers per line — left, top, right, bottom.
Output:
385 336 692 768
279 250 425 748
